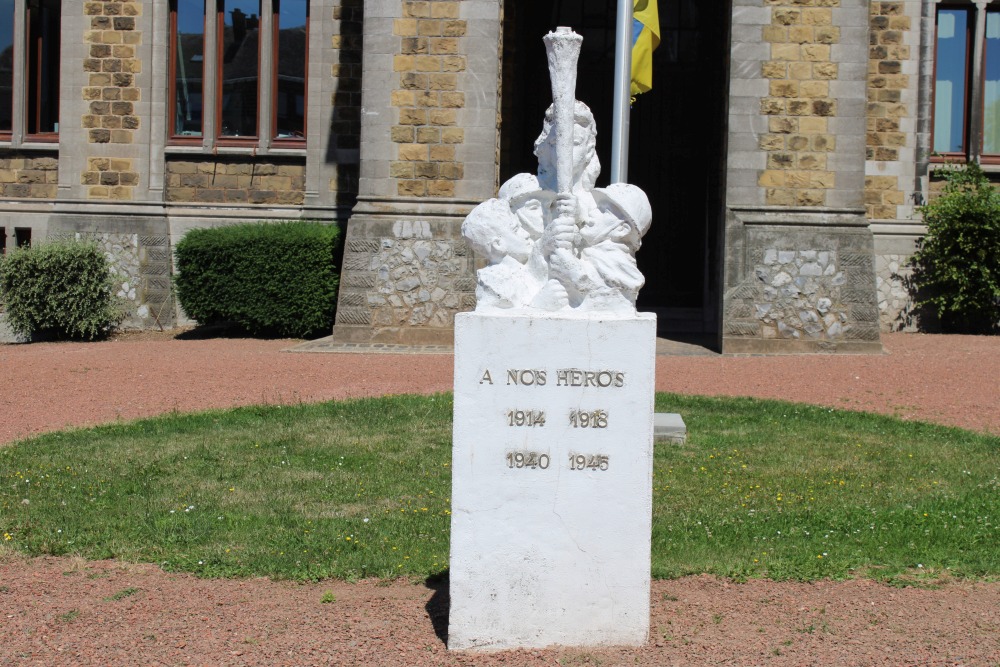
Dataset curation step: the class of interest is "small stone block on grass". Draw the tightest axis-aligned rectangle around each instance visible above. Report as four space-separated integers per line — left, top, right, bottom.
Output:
653 412 687 444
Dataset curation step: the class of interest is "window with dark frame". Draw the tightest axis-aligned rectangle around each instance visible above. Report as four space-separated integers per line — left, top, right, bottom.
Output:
273 0 307 143
0 0 60 142
219 0 260 139
0 0 14 137
933 3 1000 162
26 0 58 138
171 0 205 140
983 10 1000 154
168 0 307 148
934 7 970 157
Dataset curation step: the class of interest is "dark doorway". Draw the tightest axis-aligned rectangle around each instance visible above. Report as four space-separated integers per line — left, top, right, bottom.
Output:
500 0 730 343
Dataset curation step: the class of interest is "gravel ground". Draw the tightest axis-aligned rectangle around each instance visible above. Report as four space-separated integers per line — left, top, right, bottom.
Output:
1 331 999 666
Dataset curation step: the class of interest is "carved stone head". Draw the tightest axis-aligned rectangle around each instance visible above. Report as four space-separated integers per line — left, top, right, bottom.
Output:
461 198 534 265
533 101 600 193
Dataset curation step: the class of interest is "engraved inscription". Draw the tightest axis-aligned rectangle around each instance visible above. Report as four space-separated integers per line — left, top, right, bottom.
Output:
556 369 625 387
568 454 609 471
476 368 626 388
506 451 551 469
506 369 547 386
506 409 547 427
569 409 608 428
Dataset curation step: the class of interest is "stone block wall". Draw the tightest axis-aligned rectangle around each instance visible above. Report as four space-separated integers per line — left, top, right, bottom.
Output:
390 1 468 199
758 0 842 208
82 157 138 200
864 0 918 222
82 1 143 207
332 0 498 344
47 228 174 330
329 0 363 200
164 158 306 205
864 0 923 332
82 0 142 147
0 155 58 199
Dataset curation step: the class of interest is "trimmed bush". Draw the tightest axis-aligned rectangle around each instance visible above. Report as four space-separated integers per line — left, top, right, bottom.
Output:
174 221 340 338
0 241 126 341
911 162 1000 333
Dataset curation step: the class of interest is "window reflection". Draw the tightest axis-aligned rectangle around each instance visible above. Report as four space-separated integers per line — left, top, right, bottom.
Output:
0 0 14 134
984 11 1000 154
933 8 968 154
220 0 260 138
274 0 306 140
173 0 204 137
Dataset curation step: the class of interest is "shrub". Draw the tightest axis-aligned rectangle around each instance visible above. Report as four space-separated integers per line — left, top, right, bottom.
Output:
911 162 1000 333
174 221 340 338
0 241 126 341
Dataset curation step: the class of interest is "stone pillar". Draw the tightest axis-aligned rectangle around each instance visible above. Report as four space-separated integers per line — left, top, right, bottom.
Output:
46 1 173 330
305 0 362 214
866 0 926 332
60 0 152 203
331 0 501 344
722 0 881 353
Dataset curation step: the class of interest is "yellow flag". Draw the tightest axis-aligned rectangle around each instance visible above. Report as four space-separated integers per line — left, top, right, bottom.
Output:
631 0 660 97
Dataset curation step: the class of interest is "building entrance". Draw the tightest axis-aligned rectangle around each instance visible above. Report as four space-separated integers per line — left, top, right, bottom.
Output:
499 0 730 345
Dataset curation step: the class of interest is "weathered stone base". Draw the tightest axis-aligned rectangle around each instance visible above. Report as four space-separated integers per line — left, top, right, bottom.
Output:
449 311 655 650
48 214 174 330
331 205 476 344
872 223 925 333
330 323 458 345
721 337 882 355
722 207 883 354
1 203 348 332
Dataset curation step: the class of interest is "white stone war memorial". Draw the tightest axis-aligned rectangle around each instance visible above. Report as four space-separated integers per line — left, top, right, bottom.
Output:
449 28 655 650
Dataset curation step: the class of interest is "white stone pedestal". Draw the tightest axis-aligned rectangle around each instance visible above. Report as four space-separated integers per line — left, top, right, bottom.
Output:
449 310 656 650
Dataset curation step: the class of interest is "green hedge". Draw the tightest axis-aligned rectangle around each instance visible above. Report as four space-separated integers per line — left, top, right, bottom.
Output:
174 221 340 338
912 162 1000 334
0 241 125 341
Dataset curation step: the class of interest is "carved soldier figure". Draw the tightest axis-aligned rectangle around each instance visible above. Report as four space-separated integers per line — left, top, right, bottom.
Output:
461 28 652 315
460 198 545 310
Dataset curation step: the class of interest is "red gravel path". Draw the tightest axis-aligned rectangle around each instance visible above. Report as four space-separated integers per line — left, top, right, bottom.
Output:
1 331 999 666
2 332 998 445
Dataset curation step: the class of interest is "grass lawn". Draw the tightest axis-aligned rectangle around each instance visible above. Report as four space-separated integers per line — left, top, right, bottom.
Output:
1 394 997 584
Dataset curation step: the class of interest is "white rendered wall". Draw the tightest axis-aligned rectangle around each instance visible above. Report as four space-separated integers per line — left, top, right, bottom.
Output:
449 311 656 650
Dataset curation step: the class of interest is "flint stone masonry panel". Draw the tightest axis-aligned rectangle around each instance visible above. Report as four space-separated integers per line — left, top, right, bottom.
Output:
722 207 882 353
449 311 655 650
332 213 476 343
47 215 174 329
876 253 919 332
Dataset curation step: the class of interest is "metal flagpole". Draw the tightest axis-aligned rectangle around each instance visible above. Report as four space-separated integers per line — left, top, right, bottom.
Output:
610 0 633 184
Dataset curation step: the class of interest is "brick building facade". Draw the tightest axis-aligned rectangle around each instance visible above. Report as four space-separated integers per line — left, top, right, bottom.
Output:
0 1 964 351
